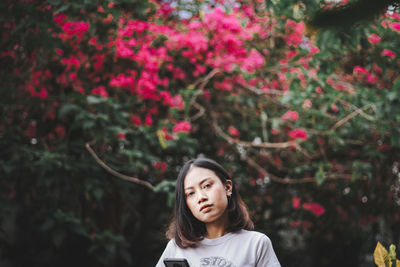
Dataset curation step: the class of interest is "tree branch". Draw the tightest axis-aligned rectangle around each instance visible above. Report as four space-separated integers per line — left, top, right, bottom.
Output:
85 143 154 191
246 156 356 184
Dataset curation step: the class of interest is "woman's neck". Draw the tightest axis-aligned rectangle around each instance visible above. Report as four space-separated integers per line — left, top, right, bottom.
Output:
205 212 229 239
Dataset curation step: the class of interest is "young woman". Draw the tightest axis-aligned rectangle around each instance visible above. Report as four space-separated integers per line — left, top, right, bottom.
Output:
156 158 281 267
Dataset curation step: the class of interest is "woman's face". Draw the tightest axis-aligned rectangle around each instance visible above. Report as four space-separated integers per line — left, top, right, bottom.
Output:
183 166 232 224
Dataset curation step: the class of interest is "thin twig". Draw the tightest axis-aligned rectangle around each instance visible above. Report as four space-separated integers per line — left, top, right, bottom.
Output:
330 103 375 132
191 102 206 121
212 120 301 149
338 99 375 121
239 83 285 96
185 69 221 121
85 143 154 190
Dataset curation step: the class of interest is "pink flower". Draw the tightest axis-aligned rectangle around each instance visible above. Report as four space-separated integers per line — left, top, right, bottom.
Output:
271 129 279 135
117 132 125 140
281 111 299 122
55 48 63 56
331 104 339 112
61 56 80 70
241 49 265 73
39 89 48 99
290 220 302 227
303 203 325 217
382 49 396 59
145 114 153 126
292 196 301 209
130 114 141 126
214 79 233 91
62 21 89 38
285 20 305 47
115 39 134 58
353 65 368 74
173 121 191 134
91 86 108 98
228 126 240 137
389 21 400 32
310 46 319 54
302 99 312 109
315 87 322 93
162 127 174 141
169 95 184 110
289 129 308 140
367 33 381 45
160 91 184 110
373 64 383 74
53 13 67 26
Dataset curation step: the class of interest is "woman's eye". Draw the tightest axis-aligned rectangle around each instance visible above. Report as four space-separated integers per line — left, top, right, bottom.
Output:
186 192 194 198
203 183 211 189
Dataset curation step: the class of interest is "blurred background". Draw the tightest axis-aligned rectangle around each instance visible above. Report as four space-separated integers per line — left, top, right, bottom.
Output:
1 0 399 266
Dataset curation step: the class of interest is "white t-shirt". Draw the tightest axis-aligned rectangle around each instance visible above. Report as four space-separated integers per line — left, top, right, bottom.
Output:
155 229 281 267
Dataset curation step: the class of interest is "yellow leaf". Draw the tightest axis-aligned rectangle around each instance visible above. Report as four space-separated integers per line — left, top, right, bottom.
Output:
157 129 167 149
374 242 389 267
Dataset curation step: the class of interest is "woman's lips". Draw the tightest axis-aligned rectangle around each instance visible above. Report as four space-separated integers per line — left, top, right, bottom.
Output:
200 204 213 212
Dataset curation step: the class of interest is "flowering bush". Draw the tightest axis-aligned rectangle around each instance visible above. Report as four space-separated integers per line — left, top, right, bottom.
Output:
1 0 399 266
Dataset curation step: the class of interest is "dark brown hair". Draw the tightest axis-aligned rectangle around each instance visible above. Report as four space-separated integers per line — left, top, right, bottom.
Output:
166 157 254 248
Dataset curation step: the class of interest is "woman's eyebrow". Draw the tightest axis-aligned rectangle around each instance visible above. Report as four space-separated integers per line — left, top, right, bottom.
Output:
184 177 213 190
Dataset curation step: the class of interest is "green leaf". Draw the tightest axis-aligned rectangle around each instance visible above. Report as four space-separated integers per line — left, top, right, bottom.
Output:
87 95 107 104
316 165 325 186
58 103 80 118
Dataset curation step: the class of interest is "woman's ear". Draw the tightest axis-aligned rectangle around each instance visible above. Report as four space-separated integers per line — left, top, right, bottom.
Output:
225 180 233 195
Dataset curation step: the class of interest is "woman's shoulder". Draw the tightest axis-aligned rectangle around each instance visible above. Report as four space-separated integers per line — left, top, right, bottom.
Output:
234 229 272 244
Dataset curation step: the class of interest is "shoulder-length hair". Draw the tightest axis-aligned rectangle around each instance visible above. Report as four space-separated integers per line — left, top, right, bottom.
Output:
166 157 254 248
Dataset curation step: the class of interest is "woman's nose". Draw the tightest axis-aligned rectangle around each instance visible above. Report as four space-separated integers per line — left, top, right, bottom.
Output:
197 191 207 204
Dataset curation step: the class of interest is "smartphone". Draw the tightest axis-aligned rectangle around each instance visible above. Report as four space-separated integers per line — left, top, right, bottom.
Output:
163 258 190 267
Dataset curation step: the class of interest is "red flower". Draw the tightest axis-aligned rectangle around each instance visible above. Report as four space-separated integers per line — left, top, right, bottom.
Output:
154 161 167 173
303 202 325 217
289 129 308 140
173 121 191 133
129 114 141 126
162 127 174 141
117 132 126 140
290 220 302 227
54 125 66 140
228 126 240 137
38 89 48 99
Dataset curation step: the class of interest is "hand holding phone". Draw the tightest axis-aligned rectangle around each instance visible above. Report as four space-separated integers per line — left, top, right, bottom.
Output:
163 258 190 267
